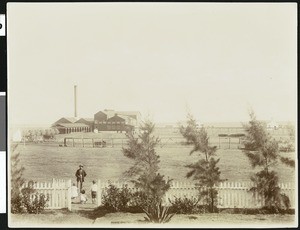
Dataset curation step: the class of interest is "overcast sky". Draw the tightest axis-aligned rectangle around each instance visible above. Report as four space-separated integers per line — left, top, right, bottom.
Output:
7 3 297 125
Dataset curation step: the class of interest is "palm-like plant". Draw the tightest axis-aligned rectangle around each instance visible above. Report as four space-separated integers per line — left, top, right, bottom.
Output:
143 202 175 223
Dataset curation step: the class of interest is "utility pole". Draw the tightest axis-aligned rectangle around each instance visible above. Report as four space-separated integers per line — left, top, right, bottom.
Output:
74 85 77 118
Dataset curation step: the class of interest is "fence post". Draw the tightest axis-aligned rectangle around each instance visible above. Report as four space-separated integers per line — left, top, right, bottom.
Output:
67 179 72 211
52 178 56 208
97 179 102 206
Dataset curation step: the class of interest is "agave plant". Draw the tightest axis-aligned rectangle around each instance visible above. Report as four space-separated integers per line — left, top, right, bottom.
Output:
143 202 175 223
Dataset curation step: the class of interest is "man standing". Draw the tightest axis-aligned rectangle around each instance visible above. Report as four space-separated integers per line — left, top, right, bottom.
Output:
75 164 87 191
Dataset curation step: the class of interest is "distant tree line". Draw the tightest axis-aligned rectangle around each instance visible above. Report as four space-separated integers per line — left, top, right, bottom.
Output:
23 128 59 142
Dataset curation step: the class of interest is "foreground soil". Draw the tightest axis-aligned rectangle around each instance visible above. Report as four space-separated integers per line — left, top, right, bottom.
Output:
10 210 296 228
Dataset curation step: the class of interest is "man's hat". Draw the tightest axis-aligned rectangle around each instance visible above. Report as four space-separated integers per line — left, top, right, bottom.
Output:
79 164 83 167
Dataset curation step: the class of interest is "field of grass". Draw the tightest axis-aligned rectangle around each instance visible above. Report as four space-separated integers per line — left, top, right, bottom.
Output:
14 144 295 189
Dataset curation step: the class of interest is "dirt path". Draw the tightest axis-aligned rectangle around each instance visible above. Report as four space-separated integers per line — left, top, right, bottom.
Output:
72 202 98 211
10 211 296 228
10 201 296 228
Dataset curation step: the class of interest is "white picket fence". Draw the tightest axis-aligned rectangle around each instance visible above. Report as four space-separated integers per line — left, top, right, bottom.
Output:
21 179 295 211
97 180 295 209
21 179 72 211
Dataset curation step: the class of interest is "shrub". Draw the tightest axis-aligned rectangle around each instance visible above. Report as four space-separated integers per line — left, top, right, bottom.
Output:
10 144 25 214
143 202 175 223
169 196 201 214
101 184 132 212
134 173 172 210
11 194 24 214
22 190 49 214
129 190 148 212
20 181 49 214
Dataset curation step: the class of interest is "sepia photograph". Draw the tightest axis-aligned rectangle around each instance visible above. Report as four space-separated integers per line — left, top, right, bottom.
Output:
7 2 297 228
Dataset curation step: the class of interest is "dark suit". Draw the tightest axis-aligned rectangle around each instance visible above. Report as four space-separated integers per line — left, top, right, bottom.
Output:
75 168 87 190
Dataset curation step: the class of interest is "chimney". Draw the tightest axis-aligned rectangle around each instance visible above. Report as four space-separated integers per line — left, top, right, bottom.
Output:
74 85 77 118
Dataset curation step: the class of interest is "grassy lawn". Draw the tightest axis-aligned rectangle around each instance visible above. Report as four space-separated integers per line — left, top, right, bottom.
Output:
15 144 295 187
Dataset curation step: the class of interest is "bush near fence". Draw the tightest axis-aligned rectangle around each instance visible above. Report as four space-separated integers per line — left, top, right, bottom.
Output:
96 180 295 209
21 179 72 211
20 179 294 212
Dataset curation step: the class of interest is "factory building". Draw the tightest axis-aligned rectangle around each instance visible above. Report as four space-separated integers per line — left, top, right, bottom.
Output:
53 123 90 134
93 110 140 133
75 118 94 131
53 110 140 134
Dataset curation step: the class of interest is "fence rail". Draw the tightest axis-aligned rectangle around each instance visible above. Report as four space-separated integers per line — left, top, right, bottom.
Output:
21 178 72 211
97 180 295 209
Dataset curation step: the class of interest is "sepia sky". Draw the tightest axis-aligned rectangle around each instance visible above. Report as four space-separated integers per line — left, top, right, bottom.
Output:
7 3 297 125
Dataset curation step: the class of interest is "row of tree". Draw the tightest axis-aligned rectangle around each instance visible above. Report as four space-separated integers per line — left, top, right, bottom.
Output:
121 110 295 221
23 128 59 142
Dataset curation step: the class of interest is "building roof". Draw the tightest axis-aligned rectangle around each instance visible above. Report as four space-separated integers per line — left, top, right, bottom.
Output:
53 123 89 128
53 117 79 124
94 111 107 116
117 111 141 115
94 110 141 122
103 110 140 119
107 115 125 122
116 111 141 118
75 118 94 123
63 117 79 123
103 110 116 118
117 114 136 121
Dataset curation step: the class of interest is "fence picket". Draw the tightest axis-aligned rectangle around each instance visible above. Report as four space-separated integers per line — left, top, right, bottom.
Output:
21 178 71 210
21 179 295 210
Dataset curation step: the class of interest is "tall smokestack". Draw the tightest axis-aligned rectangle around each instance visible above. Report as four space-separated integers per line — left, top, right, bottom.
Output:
74 85 77 117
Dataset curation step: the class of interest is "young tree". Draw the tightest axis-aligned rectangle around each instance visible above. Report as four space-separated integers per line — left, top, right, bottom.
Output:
180 113 222 212
11 145 49 214
122 120 172 209
11 144 25 213
243 111 293 212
